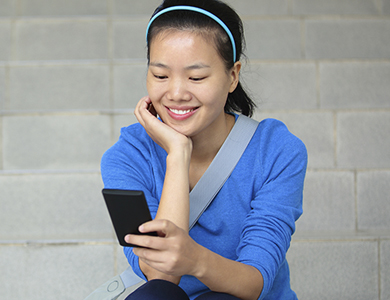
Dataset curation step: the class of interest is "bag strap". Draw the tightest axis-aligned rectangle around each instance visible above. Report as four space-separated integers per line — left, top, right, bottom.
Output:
84 114 259 300
189 114 259 229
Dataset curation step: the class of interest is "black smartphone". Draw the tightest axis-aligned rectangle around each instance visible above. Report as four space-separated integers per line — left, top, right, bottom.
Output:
102 189 157 247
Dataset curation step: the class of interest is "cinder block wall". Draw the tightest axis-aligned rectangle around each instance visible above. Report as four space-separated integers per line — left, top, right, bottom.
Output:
0 0 389 299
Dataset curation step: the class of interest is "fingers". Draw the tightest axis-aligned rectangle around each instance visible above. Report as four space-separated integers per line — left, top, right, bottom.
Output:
140 219 173 235
124 219 174 249
134 96 153 126
125 234 161 250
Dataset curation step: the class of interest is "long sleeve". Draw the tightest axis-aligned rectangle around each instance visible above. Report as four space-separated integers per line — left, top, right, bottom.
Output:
236 119 307 299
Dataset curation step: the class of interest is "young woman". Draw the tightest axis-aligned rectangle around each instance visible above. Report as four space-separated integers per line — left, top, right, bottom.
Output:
101 0 307 299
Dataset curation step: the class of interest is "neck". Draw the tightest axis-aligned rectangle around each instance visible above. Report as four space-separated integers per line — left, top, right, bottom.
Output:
191 113 235 164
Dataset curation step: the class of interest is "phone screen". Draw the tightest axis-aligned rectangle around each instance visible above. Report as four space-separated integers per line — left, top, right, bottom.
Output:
102 189 157 247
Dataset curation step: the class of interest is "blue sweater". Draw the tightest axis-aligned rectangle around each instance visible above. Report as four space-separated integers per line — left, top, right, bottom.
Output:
101 115 307 300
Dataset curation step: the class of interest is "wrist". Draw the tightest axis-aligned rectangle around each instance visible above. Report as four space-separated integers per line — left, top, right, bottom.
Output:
166 144 192 167
190 244 209 279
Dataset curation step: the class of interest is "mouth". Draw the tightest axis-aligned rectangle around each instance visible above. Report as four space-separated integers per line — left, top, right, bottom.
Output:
166 106 199 120
168 108 196 115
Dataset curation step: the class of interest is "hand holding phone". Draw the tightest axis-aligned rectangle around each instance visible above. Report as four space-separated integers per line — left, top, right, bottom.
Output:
102 189 157 247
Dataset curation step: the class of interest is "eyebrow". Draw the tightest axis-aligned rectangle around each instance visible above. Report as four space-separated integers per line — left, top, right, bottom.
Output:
149 62 211 70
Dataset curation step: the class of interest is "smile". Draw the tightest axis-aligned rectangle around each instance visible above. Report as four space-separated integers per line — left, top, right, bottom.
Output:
166 106 198 121
168 108 195 115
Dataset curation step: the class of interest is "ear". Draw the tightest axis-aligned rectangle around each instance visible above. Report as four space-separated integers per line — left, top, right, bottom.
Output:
229 61 242 93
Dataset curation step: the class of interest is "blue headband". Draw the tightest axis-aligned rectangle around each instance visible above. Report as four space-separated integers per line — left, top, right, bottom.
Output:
146 5 237 63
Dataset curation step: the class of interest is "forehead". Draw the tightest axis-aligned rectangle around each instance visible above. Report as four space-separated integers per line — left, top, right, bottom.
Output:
151 28 214 44
149 29 218 56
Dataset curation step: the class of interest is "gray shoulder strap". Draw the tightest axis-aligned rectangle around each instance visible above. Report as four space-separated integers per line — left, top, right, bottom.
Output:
189 114 259 229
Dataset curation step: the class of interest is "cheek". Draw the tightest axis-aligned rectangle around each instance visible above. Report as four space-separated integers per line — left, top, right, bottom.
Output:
204 87 229 109
146 82 163 102
146 73 161 98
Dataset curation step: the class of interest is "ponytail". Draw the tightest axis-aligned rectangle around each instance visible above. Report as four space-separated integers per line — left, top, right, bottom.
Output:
226 82 255 117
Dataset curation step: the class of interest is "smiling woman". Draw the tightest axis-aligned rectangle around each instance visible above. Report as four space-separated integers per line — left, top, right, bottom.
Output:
100 1 307 300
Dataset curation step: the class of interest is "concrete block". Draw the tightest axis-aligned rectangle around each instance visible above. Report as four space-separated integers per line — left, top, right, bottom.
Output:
0 67 5 110
243 62 317 110
113 64 147 109
293 0 379 15
297 171 355 231
306 19 390 59
253 112 335 169
244 20 302 59
0 116 2 170
9 64 110 110
116 244 130 274
385 0 390 14
320 62 390 109
115 244 135 300
0 172 112 240
0 243 115 300
288 240 379 299
381 240 390 300
113 113 138 143
0 0 13 17
113 20 148 60
0 21 11 61
2 115 111 170
14 20 108 61
337 112 390 169
225 0 289 15
18 0 108 16
113 0 162 15
357 171 390 230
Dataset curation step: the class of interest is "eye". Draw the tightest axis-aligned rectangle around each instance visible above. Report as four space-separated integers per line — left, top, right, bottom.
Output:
154 75 167 80
190 77 206 82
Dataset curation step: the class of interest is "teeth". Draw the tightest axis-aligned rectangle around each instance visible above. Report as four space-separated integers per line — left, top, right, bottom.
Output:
169 108 194 115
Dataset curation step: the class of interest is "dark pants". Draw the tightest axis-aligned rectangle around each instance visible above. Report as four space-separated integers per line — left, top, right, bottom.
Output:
125 279 241 300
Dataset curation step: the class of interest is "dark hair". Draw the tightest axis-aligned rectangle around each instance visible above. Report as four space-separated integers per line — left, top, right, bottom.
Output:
147 0 256 117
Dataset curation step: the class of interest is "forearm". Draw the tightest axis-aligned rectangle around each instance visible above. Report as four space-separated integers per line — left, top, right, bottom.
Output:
140 147 192 283
194 245 263 300
155 149 191 231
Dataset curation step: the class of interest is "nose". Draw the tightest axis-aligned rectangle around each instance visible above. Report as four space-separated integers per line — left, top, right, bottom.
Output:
166 77 192 102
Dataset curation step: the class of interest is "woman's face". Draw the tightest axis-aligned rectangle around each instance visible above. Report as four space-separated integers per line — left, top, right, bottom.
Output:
146 30 241 139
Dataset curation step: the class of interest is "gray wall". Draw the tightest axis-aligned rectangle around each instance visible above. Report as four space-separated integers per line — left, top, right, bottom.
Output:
0 0 389 299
